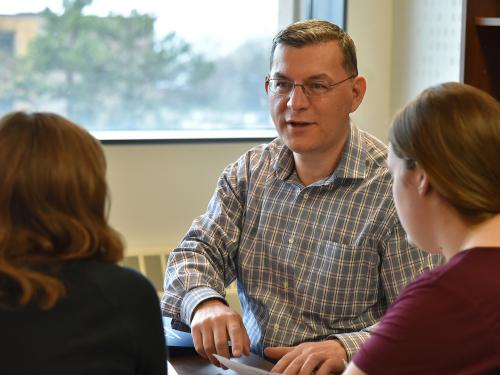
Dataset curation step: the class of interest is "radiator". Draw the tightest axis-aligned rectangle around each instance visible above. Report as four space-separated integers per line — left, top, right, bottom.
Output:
122 251 241 315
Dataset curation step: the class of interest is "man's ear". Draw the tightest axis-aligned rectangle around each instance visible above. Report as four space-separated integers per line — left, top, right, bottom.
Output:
264 76 270 95
417 171 431 196
350 75 367 113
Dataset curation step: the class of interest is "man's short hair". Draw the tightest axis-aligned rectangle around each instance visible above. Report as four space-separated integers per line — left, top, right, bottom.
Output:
270 19 358 76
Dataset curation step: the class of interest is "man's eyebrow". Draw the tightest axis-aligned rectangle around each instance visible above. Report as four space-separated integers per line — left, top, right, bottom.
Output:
270 73 290 79
307 73 332 81
269 73 333 81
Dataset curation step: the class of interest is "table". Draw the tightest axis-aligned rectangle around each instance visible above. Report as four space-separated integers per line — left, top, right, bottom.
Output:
168 352 274 374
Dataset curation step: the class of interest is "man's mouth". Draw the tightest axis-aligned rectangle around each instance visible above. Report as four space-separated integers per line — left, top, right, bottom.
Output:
286 121 313 127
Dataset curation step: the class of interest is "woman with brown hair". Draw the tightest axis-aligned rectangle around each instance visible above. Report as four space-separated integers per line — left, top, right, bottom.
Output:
284 82 500 374
0 112 166 374
343 83 500 374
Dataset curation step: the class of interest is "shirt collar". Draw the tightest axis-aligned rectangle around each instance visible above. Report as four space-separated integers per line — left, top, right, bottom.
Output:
273 122 367 183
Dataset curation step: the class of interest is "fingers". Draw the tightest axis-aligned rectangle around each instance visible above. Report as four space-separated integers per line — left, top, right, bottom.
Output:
192 317 230 367
278 352 340 375
265 346 294 360
315 358 342 375
296 353 340 375
266 341 346 375
192 319 222 366
202 326 224 367
192 328 207 359
191 300 250 368
282 355 306 375
270 348 298 373
227 318 250 357
213 322 230 360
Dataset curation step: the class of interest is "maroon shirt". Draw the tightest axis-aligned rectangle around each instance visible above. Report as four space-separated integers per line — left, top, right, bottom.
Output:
353 247 500 375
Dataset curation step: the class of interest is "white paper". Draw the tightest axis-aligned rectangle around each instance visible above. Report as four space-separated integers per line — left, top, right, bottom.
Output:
213 354 275 375
167 361 180 375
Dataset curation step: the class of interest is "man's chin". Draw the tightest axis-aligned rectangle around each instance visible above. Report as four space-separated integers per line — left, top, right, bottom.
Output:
281 140 314 155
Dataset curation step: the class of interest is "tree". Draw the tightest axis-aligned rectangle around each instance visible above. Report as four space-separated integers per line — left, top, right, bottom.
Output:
190 37 272 129
6 0 213 130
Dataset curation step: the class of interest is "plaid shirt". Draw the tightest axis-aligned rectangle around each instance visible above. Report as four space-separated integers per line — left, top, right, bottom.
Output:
162 124 441 359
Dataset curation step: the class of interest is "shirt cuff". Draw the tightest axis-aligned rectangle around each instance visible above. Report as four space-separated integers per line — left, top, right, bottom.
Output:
180 286 228 325
329 331 370 361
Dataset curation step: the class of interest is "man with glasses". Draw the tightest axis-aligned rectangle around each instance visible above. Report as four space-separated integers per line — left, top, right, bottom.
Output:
162 20 440 374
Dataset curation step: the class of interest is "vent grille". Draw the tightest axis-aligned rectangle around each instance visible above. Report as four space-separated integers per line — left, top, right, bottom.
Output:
122 253 167 292
121 252 241 314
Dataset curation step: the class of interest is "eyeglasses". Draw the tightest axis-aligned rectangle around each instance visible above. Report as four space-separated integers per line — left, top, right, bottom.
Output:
267 75 356 97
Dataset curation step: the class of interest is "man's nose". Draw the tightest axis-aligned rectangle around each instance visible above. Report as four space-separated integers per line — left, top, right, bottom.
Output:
287 84 309 110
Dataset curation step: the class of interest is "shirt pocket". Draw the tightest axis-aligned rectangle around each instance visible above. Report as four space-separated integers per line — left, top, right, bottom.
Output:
295 240 380 320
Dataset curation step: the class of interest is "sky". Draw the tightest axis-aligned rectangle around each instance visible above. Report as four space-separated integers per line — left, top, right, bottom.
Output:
0 0 279 57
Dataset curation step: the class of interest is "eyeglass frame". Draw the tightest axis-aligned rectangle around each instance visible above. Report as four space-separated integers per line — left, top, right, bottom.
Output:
266 74 357 97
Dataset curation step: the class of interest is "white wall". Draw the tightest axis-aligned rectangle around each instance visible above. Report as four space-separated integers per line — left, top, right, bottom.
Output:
105 0 463 257
390 0 462 115
347 0 393 141
104 142 257 254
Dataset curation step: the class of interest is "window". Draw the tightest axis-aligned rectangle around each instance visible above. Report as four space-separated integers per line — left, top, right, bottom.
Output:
0 0 346 141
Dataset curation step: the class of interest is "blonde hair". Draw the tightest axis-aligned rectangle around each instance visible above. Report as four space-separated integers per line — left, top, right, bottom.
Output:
0 112 124 309
389 82 500 223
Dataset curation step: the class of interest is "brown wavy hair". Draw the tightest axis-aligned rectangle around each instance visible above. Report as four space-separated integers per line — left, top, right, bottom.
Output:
389 82 500 224
0 111 124 310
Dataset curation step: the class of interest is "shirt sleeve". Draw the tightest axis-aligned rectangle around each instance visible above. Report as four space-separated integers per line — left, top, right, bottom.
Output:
379 220 443 305
331 220 444 360
161 157 247 325
329 331 370 360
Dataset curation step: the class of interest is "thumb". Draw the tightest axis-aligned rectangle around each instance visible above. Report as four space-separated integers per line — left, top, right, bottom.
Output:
264 346 294 360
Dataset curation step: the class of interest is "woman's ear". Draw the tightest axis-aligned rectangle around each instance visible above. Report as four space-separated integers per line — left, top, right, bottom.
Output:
417 171 431 196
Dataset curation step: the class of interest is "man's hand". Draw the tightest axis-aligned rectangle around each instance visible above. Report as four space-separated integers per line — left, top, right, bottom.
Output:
191 299 250 367
264 340 347 375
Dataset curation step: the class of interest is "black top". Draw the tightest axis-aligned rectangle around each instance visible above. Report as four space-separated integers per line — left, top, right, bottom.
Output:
0 260 166 375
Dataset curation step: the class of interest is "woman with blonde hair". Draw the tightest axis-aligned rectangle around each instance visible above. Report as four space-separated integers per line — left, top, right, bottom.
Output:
0 112 166 374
